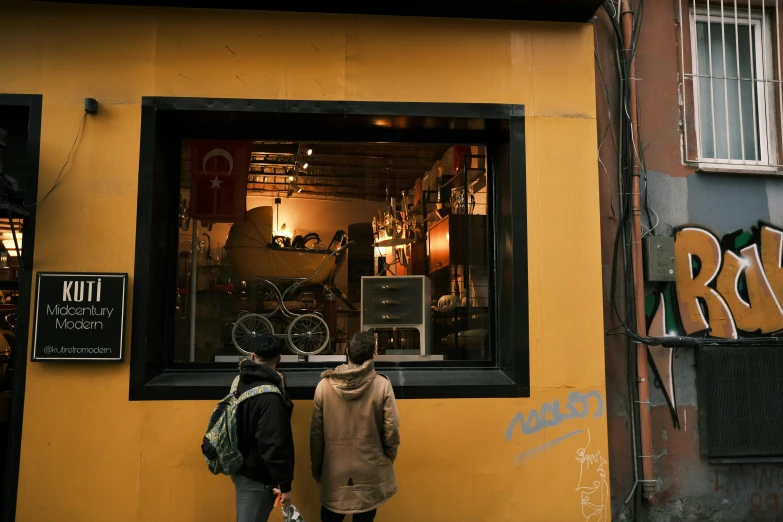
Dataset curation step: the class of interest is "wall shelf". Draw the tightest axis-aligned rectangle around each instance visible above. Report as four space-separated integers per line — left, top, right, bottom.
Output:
0 204 30 219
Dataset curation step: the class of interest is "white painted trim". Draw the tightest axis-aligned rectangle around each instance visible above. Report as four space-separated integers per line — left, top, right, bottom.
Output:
694 162 783 174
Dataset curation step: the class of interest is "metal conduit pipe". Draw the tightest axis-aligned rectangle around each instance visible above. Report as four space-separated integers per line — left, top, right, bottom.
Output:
621 0 656 504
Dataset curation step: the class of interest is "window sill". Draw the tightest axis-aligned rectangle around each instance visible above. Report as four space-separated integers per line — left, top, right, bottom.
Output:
708 457 783 465
695 163 782 176
136 368 528 401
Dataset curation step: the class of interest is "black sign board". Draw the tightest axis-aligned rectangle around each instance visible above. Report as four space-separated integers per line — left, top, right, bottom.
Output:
32 272 128 362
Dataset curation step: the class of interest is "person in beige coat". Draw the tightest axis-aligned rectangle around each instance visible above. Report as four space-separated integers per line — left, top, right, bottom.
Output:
310 331 400 522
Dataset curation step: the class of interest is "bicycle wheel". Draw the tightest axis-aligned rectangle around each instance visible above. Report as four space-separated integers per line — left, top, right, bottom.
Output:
232 313 275 355
286 314 330 355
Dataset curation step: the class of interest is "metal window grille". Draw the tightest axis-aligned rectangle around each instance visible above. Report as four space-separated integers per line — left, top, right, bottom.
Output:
697 345 783 458
677 0 783 170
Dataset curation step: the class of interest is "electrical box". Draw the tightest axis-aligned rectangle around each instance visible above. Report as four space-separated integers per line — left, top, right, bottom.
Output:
643 236 676 282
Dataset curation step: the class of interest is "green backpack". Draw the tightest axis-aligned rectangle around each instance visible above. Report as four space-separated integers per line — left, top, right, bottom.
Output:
201 375 282 475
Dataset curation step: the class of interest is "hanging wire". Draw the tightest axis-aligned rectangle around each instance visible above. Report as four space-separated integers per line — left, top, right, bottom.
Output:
25 112 87 207
595 15 619 218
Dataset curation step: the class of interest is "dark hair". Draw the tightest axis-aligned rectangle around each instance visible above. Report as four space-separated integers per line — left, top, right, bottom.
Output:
348 331 375 365
252 334 282 361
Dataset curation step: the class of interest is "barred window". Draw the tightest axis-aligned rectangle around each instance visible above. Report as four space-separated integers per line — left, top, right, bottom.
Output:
679 1 783 171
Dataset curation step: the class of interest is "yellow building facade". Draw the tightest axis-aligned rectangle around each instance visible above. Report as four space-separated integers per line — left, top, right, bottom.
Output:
0 2 608 521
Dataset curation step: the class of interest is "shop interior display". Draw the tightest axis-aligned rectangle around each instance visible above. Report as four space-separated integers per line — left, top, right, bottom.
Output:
0 129 20 393
0 126 23 501
175 141 490 363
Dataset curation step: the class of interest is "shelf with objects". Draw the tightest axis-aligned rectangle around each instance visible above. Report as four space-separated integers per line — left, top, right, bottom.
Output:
360 146 490 361
425 149 490 361
0 128 24 402
173 140 493 364
0 212 19 396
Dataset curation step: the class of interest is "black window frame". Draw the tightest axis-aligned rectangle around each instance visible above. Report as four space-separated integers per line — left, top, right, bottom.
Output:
41 0 604 24
129 97 529 400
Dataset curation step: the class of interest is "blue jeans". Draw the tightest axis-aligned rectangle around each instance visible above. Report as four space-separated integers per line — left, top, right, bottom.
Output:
231 474 276 522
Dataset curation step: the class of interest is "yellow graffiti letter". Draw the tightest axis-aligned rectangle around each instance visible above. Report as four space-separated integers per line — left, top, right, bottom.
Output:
675 228 737 338
761 226 783 308
717 244 783 334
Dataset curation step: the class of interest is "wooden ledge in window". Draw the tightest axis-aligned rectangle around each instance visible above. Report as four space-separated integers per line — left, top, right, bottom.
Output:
139 368 525 400
214 354 446 363
708 457 783 465
695 164 783 177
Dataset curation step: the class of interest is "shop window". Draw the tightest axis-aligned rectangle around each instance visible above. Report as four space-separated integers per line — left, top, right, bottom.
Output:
175 141 491 365
130 98 528 400
679 2 783 172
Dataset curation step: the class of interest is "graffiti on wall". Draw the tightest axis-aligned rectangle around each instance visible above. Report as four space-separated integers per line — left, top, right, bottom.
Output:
505 394 607 520
505 391 605 438
713 465 783 518
575 429 609 522
505 391 605 464
645 222 783 427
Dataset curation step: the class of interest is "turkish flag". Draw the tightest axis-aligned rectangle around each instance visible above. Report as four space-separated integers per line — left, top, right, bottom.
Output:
189 140 250 222
453 146 472 175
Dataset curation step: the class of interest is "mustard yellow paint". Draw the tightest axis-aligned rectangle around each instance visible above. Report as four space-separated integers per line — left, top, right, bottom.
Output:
0 2 607 520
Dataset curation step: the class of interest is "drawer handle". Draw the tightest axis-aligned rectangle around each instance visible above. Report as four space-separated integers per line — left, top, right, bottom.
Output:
381 314 401 321
381 299 400 305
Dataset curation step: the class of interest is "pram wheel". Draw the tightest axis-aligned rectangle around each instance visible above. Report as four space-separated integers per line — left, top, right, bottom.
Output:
286 314 330 355
232 313 275 355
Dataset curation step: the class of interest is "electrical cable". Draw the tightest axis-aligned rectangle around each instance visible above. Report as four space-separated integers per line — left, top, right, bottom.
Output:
601 3 647 517
595 17 619 219
25 112 87 208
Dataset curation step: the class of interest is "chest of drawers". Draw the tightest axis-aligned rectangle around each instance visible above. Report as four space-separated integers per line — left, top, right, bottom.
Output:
360 275 432 355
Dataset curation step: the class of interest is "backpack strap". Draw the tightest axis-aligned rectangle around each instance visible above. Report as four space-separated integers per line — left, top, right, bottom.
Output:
236 384 282 405
230 375 241 395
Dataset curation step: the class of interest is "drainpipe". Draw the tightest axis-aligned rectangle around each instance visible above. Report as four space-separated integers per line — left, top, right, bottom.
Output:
621 0 656 504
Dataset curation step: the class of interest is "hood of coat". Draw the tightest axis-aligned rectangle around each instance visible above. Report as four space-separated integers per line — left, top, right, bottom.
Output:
320 359 377 400
237 360 294 413
239 359 282 389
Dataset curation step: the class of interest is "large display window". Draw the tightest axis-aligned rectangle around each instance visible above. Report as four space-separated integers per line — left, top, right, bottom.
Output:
130 98 528 400
175 139 491 364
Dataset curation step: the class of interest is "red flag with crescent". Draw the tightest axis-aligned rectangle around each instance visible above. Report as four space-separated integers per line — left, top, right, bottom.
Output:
189 140 250 222
453 146 471 174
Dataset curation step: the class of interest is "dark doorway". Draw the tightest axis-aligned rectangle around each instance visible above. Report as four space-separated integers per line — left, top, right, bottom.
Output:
0 94 41 522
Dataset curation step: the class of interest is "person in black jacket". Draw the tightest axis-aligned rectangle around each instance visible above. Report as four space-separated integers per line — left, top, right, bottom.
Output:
233 334 295 522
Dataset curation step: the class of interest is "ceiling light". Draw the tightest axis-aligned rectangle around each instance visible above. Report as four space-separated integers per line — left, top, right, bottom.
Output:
1 239 19 257
307 149 313 156
290 182 302 193
288 175 295 182
302 163 309 169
